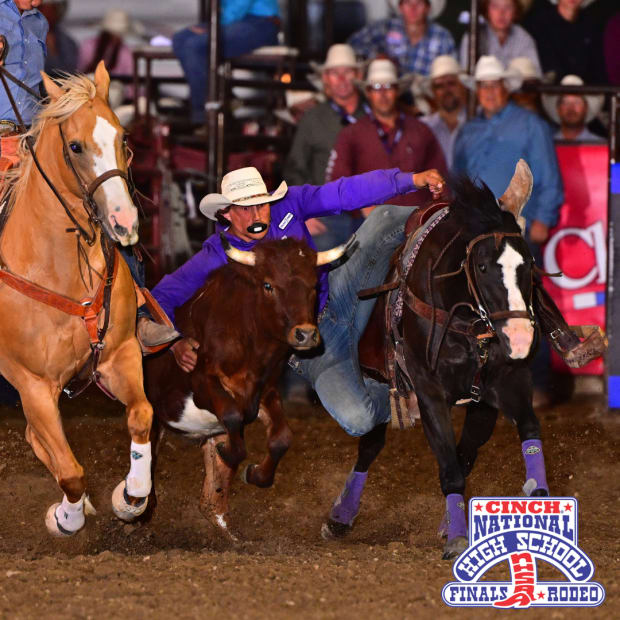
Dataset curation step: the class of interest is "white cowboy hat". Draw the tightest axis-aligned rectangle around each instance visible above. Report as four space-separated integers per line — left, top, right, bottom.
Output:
542 74 604 125
459 55 523 93
548 0 596 6
388 0 447 20
101 9 143 37
421 54 463 96
309 44 362 74
199 167 288 220
357 58 414 93
508 57 541 82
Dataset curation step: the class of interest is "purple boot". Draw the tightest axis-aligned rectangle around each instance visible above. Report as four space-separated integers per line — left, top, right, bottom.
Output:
321 470 368 539
522 439 549 496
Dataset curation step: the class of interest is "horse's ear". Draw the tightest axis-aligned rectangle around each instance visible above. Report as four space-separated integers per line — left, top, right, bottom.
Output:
498 159 533 221
94 60 110 101
40 71 62 101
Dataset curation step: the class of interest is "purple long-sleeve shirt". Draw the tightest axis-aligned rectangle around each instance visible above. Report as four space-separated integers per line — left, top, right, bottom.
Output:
152 169 415 326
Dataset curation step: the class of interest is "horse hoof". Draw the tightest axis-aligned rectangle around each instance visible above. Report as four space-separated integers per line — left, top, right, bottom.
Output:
442 536 468 560
45 503 83 537
241 464 255 485
112 480 148 522
321 519 352 540
207 512 239 542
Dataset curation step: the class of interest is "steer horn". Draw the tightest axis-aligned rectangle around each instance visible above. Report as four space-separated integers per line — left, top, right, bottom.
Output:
499 159 533 221
316 234 358 266
220 233 256 266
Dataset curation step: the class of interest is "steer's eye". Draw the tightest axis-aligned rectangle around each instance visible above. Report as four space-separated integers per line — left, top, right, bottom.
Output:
263 282 273 292
478 264 487 273
69 141 82 154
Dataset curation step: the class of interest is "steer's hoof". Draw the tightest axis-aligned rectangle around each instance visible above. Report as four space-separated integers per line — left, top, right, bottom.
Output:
45 503 83 537
442 536 468 560
112 480 148 522
321 518 352 540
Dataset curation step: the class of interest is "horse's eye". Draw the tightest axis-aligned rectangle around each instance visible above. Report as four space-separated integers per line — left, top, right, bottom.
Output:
69 142 82 154
478 264 487 273
263 282 273 292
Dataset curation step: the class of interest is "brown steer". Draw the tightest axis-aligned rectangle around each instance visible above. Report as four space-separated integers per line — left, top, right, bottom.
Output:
143 237 349 537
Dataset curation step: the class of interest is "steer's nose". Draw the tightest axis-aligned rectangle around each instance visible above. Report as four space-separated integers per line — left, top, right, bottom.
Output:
289 323 320 349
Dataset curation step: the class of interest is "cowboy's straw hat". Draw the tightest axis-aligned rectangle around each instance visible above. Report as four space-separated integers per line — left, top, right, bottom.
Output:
421 54 463 96
459 55 523 93
309 44 362 74
357 58 414 93
199 167 288 220
548 0 596 6
542 74 604 125
388 0 446 20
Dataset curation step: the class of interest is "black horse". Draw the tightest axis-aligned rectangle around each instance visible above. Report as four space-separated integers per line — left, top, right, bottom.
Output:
322 161 554 559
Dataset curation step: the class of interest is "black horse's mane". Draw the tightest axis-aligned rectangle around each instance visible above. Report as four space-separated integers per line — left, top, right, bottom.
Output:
448 176 513 236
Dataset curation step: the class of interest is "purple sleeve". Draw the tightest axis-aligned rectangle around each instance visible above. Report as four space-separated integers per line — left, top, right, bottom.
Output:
151 243 225 327
294 169 416 219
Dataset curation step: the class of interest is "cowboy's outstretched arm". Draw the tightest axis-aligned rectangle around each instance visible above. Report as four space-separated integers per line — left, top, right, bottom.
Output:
296 168 445 219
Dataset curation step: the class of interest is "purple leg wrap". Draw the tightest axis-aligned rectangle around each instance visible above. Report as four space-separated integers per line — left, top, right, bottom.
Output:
522 439 549 495
329 470 368 525
445 493 467 540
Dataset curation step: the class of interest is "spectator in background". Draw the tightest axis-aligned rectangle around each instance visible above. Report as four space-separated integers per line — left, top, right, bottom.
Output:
454 55 563 405
348 1 455 77
603 11 620 85
524 0 606 85
284 44 366 249
39 0 77 76
172 0 280 125
459 0 540 74
420 55 466 169
542 74 605 142
508 55 546 115
327 58 446 215
78 9 134 76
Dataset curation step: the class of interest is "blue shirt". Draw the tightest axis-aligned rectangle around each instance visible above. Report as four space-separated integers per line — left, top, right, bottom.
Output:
221 0 279 27
0 0 47 125
348 18 456 76
453 102 563 227
152 169 415 326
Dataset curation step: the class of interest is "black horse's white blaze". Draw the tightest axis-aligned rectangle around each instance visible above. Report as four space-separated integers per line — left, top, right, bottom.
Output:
497 243 534 359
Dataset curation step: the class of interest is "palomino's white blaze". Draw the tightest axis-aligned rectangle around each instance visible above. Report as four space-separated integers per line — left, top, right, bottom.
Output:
497 243 534 359
168 394 226 438
92 116 137 239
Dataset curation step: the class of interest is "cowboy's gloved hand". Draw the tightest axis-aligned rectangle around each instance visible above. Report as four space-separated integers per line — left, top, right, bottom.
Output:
171 337 200 373
413 169 445 199
529 220 549 244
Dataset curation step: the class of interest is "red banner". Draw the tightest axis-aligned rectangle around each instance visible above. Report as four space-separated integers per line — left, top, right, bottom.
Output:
542 144 608 375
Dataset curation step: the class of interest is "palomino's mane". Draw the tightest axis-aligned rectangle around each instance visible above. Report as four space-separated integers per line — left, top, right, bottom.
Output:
448 176 511 236
0 73 97 207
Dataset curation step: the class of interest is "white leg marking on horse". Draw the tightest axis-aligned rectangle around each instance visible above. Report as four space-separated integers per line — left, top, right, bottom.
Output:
498 243 534 359
126 441 152 497
92 116 137 228
168 393 226 438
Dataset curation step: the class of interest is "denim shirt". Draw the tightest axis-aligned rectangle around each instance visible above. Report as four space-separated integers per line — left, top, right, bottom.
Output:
221 0 279 26
152 169 415 326
0 0 48 125
453 102 563 227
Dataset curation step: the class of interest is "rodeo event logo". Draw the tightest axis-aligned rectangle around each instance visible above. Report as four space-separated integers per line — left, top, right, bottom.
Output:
442 498 605 608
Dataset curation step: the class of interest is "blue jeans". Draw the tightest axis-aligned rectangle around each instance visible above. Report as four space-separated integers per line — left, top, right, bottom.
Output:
172 16 279 123
290 205 415 436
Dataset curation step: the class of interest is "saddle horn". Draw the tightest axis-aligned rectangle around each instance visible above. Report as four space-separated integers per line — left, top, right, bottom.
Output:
498 159 533 222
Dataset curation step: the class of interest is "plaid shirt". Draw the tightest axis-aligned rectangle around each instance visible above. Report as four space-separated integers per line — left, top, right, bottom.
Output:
348 18 456 76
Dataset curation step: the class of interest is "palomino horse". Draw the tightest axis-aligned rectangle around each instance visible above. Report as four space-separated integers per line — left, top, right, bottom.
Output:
324 162 561 558
0 63 153 535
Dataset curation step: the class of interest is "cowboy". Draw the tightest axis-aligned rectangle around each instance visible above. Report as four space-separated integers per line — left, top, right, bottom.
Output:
508 56 546 115
0 0 46 130
151 166 444 436
454 54 563 405
326 58 446 216
348 1 455 76
542 74 605 143
420 55 467 168
284 44 366 249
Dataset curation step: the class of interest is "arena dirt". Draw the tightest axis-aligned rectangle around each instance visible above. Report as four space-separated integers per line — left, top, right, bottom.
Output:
0 388 617 619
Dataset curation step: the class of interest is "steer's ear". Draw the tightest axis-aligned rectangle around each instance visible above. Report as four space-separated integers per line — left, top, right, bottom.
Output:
499 159 533 222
